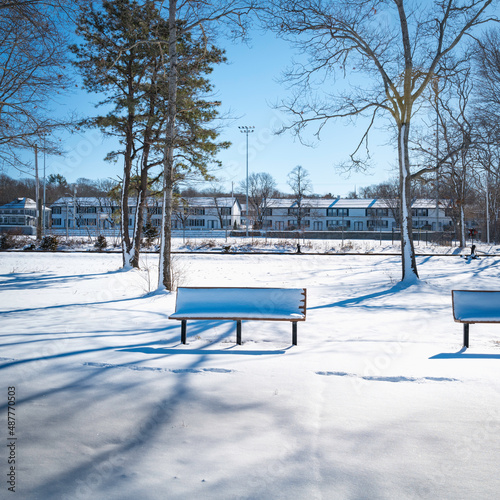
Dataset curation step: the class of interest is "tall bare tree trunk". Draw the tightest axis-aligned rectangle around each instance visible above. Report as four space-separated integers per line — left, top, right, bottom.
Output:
121 113 134 269
399 123 419 282
131 140 152 269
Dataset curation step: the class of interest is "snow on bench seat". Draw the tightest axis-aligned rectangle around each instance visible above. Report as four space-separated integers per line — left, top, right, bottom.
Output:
169 287 307 345
452 290 500 347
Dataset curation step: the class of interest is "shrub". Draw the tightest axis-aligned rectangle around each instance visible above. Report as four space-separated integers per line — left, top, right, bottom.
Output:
95 235 107 251
142 223 159 247
0 230 26 250
198 239 216 249
39 235 58 251
0 233 13 250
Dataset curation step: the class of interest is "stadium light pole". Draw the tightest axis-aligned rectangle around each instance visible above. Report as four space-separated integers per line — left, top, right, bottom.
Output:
239 126 254 237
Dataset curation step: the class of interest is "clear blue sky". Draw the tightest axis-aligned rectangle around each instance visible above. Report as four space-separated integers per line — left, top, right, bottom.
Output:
11 28 399 197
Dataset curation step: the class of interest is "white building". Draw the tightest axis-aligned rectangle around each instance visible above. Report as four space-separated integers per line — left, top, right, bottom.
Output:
49 196 242 232
257 198 451 232
0 198 51 235
171 197 241 230
48 196 451 234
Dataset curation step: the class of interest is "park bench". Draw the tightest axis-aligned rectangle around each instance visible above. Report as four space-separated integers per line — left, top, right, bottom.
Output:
169 287 307 345
452 290 500 347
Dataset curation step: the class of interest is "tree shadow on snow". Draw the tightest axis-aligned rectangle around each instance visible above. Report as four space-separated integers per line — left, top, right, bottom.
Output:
430 347 500 360
0 267 126 291
120 346 287 356
309 282 412 310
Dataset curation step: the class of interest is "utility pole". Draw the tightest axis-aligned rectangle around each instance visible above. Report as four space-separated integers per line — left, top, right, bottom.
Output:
35 144 42 240
239 126 254 237
43 136 47 237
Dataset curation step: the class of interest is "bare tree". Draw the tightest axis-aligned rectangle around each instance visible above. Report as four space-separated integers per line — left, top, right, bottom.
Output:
287 165 312 229
205 184 233 229
265 0 498 282
239 172 277 229
360 179 400 225
475 29 500 119
0 1 79 170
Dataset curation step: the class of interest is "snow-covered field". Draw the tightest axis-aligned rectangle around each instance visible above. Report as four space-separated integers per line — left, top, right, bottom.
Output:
8 232 499 256
1 251 500 499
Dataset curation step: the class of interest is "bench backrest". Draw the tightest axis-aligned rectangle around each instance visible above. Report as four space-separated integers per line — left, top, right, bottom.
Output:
172 287 307 320
452 290 500 323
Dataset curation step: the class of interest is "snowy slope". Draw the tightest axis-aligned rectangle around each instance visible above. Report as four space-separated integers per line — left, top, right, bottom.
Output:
1 252 500 499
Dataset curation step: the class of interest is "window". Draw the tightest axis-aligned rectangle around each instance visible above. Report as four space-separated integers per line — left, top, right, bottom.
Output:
263 208 272 217
327 220 351 228
220 207 231 216
327 208 349 216
52 207 62 215
367 220 388 228
147 206 162 215
186 207 205 216
51 218 62 226
188 219 205 227
414 220 429 228
77 206 97 214
82 218 97 226
366 208 389 217
412 208 428 217
288 207 310 216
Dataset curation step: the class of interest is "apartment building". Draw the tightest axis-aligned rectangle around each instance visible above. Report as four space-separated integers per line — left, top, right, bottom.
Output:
49 196 242 231
46 196 451 234
256 198 451 232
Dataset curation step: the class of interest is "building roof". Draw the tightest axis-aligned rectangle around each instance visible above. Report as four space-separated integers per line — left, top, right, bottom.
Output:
0 197 37 210
51 196 240 209
181 197 239 208
267 198 449 209
52 196 116 206
50 196 448 211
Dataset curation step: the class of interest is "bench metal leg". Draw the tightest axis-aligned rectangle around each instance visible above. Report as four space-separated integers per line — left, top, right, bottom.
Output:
292 322 298 346
181 320 187 344
463 323 469 348
236 320 242 345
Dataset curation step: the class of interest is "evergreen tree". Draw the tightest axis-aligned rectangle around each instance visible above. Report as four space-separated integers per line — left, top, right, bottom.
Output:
72 0 227 269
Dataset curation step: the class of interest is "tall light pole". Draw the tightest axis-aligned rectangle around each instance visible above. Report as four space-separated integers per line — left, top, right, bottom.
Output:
239 126 254 237
433 77 440 234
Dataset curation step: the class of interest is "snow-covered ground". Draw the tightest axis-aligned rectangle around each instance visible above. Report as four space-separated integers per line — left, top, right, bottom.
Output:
1 251 500 499
7 232 500 256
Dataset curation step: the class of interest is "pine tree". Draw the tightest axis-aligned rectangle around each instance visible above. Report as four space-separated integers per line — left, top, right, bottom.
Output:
72 0 227 269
